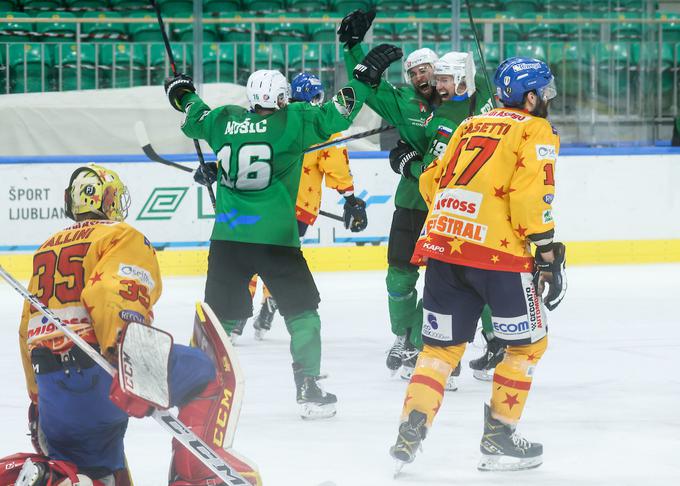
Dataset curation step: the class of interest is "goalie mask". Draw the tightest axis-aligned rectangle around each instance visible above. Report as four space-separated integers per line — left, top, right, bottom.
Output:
246 70 291 110
65 164 130 222
434 51 476 100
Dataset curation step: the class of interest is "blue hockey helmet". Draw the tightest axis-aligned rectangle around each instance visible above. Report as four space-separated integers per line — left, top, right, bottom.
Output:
493 57 556 107
291 72 325 105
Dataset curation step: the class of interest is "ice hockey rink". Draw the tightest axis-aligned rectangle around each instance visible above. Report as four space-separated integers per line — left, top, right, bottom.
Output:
0 263 677 486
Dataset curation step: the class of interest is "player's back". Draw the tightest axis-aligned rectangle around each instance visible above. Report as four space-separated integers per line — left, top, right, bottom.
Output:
415 107 559 273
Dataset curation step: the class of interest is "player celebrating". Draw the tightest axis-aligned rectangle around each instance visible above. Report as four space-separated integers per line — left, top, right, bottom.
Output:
166 45 401 419
389 57 567 473
245 72 368 340
7 165 259 485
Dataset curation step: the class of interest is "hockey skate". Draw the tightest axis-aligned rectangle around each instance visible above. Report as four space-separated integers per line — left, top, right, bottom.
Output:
470 338 506 381
293 364 337 420
253 296 277 341
389 410 428 476
400 345 460 391
228 318 248 344
386 335 406 374
478 404 543 471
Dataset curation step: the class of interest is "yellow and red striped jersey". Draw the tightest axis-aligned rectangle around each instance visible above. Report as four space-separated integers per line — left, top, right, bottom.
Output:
19 219 161 401
295 133 354 226
413 107 559 272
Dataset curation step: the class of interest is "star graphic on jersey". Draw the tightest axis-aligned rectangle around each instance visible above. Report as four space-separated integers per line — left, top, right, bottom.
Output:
307 186 313 193
494 186 508 198
303 166 311 175
491 254 500 264
425 234 433 243
91 194 101 203
304 202 309 208
526 353 538 362
515 224 527 237
499 238 509 248
515 157 526 169
296 209 302 216
88 272 103 285
448 238 464 254
321 150 330 160
502 393 520 410
523 262 530 270
522 132 530 142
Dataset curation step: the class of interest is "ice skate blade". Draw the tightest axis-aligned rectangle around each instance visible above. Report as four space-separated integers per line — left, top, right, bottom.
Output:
254 329 266 341
299 402 337 420
477 453 543 471
445 378 458 392
473 369 493 382
393 459 407 478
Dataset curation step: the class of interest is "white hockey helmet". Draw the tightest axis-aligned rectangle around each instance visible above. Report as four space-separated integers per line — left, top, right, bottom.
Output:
403 48 438 82
434 51 476 97
246 70 291 110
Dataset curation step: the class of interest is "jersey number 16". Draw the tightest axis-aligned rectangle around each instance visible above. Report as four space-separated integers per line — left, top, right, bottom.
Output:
217 143 273 191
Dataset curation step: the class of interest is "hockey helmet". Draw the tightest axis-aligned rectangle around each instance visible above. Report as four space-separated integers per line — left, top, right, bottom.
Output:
493 57 556 107
246 70 291 110
434 51 476 98
291 72 325 105
403 48 438 82
64 164 130 222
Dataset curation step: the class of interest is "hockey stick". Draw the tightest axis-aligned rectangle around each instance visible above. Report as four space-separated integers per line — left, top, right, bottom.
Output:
149 0 216 210
0 266 250 486
305 125 394 153
135 121 346 223
463 0 498 108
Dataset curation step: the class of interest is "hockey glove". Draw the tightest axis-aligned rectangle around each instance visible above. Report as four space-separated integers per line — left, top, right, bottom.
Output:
109 373 154 418
533 242 567 311
337 9 376 49
194 162 218 186
389 140 421 180
343 194 368 232
354 44 403 88
164 73 196 112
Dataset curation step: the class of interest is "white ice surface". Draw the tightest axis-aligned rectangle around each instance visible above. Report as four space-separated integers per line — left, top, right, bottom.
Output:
1 265 679 486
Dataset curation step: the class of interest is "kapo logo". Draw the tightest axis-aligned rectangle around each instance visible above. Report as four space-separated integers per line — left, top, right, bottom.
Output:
137 187 189 220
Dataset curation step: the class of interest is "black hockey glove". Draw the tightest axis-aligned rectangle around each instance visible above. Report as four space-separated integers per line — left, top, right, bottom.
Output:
389 140 421 180
337 9 376 49
194 162 218 186
164 73 196 112
533 242 567 311
353 44 403 88
343 194 368 232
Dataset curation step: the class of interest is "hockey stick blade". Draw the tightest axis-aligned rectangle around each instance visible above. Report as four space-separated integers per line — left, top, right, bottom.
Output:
134 121 193 173
0 265 249 486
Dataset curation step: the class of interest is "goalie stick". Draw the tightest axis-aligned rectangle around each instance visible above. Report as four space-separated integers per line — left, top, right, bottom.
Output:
0 265 250 486
134 121 345 223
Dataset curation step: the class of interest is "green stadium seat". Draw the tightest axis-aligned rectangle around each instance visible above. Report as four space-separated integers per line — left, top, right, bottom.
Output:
333 0 372 15
395 12 437 41
248 0 284 13
562 12 602 41
413 1 450 14
288 42 334 71
523 12 564 40
62 0 108 9
596 42 631 99
607 12 642 40
239 42 284 71
21 0 62 12
99 42 146 87
217 12 255 42
504 41 547 61
0 0 16 11
9 43 53 93
109 0 151 11
268 12 307 42
372 19 395 41
37 11 77 43
437 18 477 42
157 0 194 17
548 41 591 98
499 0 540 16
631 42 675 101
81 11 128 42
203 41 237 82
480 12 522 42
171 13 219 42
657 12 680 43
588 0 612 13
149 42 192 83
307 12 337 42
0 12 33 42
374 0 412 12
127 10 164 42
54 43 97 90
0 47 6 93
203 0 240 14
288 0 327 11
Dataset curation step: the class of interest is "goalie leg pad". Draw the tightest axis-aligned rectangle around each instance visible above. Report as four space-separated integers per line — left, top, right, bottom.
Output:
0 453 110 486
490 336 548 425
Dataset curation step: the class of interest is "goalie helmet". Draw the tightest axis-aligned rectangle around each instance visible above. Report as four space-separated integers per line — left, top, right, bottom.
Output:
65 164 130 222
493 57 556 107
403 48 438 82
246 70 290 110
291 72 325 105
435 51 476 98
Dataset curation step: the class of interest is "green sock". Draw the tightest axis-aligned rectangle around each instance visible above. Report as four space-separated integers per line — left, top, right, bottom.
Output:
284 310 321 376
386 265 420 337
409 298 424 350
481 305 494 339
220 319 241 334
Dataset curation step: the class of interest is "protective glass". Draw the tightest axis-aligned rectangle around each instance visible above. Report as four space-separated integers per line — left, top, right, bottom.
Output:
538 78 557 102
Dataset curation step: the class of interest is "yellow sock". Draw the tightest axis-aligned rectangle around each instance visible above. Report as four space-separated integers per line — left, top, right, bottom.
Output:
262 283 272 300
401 343 466 427
491 336 548 424
248 274 258 300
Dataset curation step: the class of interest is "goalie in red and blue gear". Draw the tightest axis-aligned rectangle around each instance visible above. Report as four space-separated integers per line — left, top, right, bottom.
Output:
1 164 260 486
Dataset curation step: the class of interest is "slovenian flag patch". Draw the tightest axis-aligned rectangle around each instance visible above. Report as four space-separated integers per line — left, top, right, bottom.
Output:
437 125 453 138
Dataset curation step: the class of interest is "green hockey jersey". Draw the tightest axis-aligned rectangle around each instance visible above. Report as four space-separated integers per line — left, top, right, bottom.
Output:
180 80 371 247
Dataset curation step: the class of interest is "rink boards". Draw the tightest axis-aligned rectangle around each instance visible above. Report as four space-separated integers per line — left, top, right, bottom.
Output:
1 150 679 278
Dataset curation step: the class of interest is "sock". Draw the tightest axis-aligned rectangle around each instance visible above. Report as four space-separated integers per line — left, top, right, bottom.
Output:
386 265 420 337
284 310 321 376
